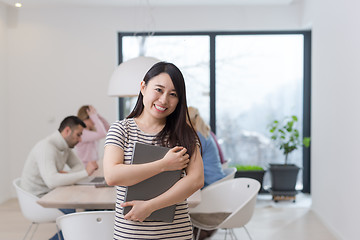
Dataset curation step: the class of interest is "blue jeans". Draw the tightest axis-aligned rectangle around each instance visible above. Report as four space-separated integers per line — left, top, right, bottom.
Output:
49 209 76 240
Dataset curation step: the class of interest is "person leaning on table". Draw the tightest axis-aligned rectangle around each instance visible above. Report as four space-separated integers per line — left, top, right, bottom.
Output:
20 116 98 240
75 105 110 167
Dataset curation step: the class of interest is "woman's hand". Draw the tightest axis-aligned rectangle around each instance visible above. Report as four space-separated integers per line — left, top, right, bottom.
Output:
121 200 153 222
161 146 190 172
86 105 97 116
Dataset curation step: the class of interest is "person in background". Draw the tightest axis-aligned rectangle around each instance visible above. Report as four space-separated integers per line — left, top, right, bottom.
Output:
210 131 227 164
103 62 204 240
188 106 227 240
21 116 98 240
76 105 110 168
188 106 226 188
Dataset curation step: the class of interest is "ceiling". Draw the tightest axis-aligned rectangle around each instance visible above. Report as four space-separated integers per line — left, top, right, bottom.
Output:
0 0 295 7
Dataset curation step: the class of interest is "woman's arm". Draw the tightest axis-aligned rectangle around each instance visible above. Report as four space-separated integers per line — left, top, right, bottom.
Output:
121 145 204 222
80 114 108 142
98 114 110 131
103 145 190 186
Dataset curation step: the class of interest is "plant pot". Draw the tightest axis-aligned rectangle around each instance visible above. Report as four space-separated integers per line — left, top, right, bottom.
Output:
269 164 300 192
235 170 266 193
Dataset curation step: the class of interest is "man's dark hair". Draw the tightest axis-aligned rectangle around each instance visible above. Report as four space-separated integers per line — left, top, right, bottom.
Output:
58 116 86 132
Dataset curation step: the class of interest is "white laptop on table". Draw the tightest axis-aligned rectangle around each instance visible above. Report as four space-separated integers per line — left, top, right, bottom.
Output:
76 176 106 185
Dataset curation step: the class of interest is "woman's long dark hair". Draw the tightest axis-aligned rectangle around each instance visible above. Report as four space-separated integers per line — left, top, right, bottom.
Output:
127 62 200 157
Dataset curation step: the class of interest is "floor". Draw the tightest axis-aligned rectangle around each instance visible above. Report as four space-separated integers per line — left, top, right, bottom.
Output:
0 198 57 240
0 193 338 240
210 193 337 240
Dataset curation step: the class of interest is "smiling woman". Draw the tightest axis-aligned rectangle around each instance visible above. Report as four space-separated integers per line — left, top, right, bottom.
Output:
103 61 204 240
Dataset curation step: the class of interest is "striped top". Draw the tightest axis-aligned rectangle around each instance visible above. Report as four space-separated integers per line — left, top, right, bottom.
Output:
105 118 193 240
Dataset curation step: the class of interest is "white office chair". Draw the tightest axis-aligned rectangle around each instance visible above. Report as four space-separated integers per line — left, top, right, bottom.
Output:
207 166 237 187
13 178 64 240
56 211 115 240
190 178 260 240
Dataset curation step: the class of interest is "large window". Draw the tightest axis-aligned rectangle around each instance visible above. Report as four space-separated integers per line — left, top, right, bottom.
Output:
118 31 311 192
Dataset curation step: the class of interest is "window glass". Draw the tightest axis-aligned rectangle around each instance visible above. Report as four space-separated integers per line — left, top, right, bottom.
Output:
216 35 304 188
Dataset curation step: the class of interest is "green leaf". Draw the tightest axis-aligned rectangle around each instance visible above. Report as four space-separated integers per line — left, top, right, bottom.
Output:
303 137 311 147
268 115 310 164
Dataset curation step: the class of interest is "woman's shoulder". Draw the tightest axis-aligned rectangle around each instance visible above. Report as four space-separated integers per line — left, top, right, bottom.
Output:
106 119 136 144
110 118 137 131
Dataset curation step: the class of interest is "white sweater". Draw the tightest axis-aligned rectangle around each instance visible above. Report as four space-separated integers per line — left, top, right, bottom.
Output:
21 131 88 197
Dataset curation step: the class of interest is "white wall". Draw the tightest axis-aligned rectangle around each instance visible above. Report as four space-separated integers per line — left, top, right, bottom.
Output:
302 0 360 239
0 3 10 203
6 6 119 188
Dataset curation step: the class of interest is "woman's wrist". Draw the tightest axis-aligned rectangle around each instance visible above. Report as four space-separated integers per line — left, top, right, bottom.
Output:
154 158 166 173
146 198 159 214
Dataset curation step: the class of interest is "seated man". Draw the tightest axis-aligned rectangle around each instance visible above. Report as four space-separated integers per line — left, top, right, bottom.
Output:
21 116 98 240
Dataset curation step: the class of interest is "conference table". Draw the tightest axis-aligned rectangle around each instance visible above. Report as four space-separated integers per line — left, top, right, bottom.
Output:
37 183 201 210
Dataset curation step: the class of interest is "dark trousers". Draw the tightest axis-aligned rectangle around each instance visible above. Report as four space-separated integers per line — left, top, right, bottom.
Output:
49 208 76 240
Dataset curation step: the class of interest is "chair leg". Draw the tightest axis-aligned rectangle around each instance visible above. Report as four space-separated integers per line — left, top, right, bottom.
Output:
195 227 201 240
243 226 253 240
22 222 34 240
224 229 229 240
229 228 237 240
57 231 62 240
224 229 238 240
28 223 39 240
56 224 62 240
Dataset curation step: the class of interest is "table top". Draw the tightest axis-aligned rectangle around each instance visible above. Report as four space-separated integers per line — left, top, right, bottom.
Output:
37 185 117 209
37 184 201 210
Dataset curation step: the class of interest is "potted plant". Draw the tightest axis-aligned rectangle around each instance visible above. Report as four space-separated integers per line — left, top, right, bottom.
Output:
268 115 310 201
232 165 266 193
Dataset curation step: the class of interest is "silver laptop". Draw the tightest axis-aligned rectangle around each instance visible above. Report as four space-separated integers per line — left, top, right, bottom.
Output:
123 142 182 222
76 176 106 185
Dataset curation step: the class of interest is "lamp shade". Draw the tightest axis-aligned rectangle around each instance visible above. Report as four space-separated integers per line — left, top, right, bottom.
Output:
107 56 161 97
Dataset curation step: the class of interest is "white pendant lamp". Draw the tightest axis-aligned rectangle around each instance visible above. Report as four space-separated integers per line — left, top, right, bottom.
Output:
107 56 160 97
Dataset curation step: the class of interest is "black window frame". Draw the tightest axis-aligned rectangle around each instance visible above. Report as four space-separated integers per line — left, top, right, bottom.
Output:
117 30 311 193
